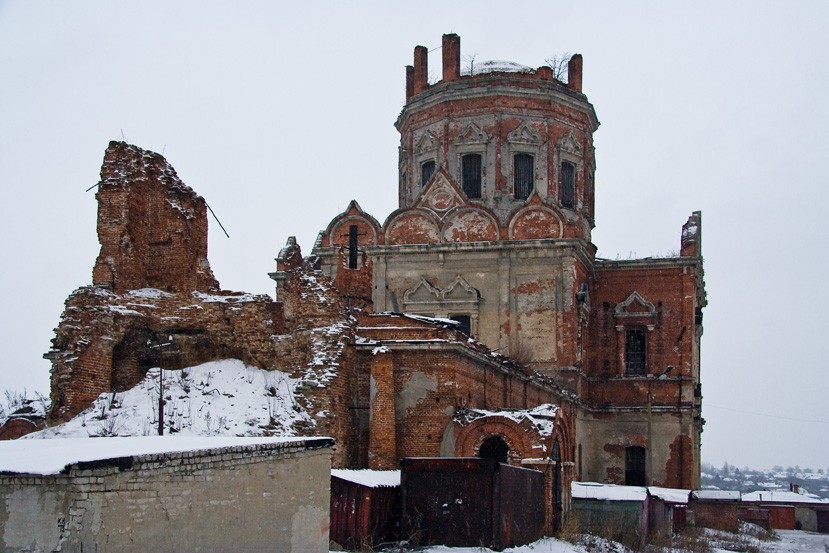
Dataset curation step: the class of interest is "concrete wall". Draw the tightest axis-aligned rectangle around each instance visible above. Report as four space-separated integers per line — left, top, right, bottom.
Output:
0 441 332 553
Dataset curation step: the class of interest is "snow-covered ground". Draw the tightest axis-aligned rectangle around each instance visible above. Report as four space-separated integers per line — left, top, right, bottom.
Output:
26 359 312 438
344 530 829 552
765 530 829 553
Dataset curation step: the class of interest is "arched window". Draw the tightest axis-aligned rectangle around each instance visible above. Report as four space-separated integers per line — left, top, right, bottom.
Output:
625 446 646 486
421 160 436 186
625 328 647 375
478 435 509 464
513 154 534 199
560 161 575 208
461 153 482 199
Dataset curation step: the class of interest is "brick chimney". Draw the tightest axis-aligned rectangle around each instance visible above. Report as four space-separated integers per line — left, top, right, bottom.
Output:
568 54 583 93
413 45 428 94
405 65 414 101
442 33 461 82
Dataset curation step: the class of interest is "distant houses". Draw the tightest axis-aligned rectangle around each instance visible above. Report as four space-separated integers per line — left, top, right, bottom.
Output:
571 481 829 542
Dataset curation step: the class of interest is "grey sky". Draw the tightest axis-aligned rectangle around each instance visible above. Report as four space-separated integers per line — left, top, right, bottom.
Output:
1 1 827 470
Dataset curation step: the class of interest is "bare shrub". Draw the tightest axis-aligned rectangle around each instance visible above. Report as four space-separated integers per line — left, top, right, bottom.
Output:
739 522 777 542
509 341 534 366
90 410 123 437
558 512 583 543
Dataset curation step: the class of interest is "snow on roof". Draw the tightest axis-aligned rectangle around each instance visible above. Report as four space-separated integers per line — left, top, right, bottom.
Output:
462 60 534 76
742 490 829 504
395 313 460 326
332 469 401 488
572 482 647 502
0 436 319 476
692 490 741 501
648 486 690 504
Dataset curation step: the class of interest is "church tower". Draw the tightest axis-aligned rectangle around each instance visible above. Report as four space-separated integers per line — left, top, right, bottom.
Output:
314 34 602 382
396 33 599 241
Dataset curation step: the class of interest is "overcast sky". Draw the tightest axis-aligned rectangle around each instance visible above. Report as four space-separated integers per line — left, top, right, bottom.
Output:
1 1 827 471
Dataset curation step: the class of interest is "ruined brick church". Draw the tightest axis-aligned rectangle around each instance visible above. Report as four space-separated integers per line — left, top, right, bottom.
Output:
39 34 704 531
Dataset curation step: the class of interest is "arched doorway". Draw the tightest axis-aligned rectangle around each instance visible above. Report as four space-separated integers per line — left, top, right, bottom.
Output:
478 435 509 464
552 438 562 533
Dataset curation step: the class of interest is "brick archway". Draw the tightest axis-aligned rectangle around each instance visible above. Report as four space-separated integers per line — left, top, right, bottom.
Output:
453 416 536 463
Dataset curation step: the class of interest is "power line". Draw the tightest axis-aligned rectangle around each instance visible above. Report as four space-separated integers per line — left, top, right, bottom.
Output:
706 404 829 424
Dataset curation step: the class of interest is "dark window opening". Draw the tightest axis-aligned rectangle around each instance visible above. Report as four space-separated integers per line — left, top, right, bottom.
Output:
461 153 482 199
625 446 646 486
348 225 358 269
513 153 534 199
450 315 471 337
625 328 647 375
479 435 509 464
552 438 563 533
421 160 436 187
561 161 575 208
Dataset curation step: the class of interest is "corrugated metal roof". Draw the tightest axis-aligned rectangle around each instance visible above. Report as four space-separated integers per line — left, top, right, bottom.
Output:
572 481 647 502
331 469 400 488
692 489 741 501
648 486 690 504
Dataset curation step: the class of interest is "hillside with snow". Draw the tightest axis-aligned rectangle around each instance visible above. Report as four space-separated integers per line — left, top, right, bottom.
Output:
26 359 314 439
701 461 829 500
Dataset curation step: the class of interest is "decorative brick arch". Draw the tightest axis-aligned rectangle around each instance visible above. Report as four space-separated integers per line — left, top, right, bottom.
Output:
453 416 536 463
507 195 564 240
384 209 442 245
440 207 500 242
323 200 382 248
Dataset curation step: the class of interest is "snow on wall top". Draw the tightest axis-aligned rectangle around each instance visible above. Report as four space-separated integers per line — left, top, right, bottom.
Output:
0 436 324 476
455 404 558 437
332 469 401 488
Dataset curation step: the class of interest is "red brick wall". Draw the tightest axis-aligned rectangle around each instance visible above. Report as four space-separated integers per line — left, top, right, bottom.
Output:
92 141 218 293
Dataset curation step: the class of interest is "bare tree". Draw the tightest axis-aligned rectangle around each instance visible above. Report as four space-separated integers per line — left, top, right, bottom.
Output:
545 52 573 82
463 52 478 75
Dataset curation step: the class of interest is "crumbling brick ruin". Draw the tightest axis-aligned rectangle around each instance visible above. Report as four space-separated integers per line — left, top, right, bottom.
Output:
44 143 355 454
92 142 218 294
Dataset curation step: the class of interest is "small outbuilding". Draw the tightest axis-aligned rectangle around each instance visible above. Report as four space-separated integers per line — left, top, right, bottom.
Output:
330 469 400 549
742 490 829 533
647 486 690 535
0 436 334 552
688 490 742 531
571 482 649 543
